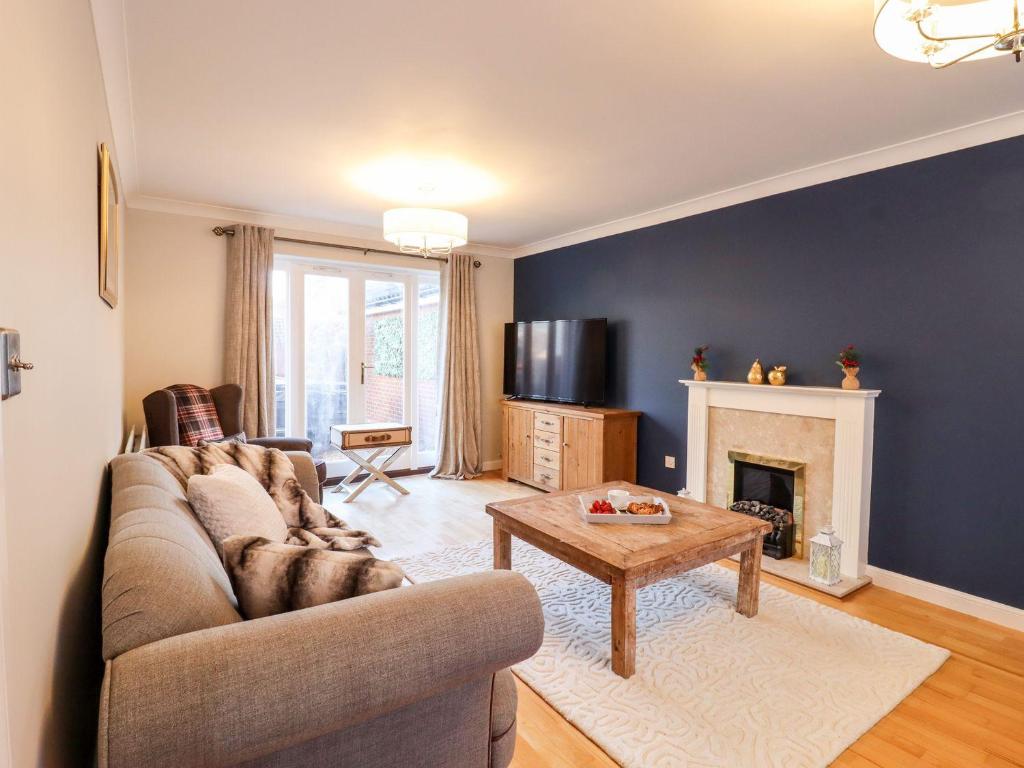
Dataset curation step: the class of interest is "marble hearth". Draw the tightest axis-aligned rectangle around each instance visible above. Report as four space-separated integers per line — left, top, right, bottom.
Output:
679 380 881 597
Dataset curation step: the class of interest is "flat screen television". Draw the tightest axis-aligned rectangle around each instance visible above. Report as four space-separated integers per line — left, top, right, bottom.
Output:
503 318 607 405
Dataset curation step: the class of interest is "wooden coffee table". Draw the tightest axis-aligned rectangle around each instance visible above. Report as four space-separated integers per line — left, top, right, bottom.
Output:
486 481 772 678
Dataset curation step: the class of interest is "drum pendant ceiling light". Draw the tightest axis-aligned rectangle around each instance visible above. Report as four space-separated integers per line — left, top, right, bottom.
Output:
875 0 1024 67
382 208 468 256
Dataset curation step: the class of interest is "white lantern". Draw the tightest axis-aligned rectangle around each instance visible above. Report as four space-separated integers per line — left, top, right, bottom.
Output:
809 526 843 586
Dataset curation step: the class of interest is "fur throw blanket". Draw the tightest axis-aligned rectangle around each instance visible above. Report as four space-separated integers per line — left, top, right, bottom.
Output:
145 442 381 551
221 536 405 619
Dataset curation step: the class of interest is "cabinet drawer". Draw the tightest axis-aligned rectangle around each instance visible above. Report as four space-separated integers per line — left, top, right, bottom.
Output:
532 465 561 491
334 426 411 449
533 446 561 470
533 431 561 452
533 412 562 435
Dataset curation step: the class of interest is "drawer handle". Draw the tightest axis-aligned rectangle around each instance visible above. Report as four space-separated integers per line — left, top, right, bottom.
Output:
541 455 551 462
541 474 552 481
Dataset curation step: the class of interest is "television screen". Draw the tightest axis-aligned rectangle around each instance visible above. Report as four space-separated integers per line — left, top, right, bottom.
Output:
503 318 607 405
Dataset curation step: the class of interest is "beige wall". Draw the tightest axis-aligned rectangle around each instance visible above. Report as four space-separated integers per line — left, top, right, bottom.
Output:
0 0 126 764
125 208 513 465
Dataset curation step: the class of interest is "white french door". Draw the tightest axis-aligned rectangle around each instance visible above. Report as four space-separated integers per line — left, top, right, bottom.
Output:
272 258 440 477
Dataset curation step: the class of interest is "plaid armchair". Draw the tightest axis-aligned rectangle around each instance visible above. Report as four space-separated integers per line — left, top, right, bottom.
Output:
143 384 327 499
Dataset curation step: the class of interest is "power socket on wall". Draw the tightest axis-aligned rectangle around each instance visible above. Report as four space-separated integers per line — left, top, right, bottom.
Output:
665 456 676 469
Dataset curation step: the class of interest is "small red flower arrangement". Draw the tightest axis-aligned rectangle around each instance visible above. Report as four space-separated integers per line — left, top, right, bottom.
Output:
691 345 709 381
836 345 860 370
691 345 709 371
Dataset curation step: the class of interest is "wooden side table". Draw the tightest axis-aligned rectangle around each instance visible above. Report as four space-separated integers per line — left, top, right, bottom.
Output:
329 423 413 502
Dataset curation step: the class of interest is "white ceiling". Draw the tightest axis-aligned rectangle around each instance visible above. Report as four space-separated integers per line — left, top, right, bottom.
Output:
102 0 1024 254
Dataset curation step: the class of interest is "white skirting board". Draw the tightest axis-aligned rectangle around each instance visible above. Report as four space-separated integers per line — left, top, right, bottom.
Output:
866 565 1024 632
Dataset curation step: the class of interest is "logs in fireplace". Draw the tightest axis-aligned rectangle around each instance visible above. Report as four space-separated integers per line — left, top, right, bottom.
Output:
729 500 795 560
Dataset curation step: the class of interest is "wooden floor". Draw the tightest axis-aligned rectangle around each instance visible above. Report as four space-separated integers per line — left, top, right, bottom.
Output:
325 472 1024 768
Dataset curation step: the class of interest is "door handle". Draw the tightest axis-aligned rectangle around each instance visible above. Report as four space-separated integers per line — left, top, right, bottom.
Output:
360 362 374 385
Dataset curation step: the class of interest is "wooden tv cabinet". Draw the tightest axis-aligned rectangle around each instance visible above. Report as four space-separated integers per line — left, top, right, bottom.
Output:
500 400 641 492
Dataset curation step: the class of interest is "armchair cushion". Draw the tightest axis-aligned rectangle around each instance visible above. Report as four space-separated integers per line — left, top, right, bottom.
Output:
198 431 247 446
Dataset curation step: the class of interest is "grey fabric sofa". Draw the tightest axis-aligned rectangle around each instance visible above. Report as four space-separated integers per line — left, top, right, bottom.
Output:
99 452 544 768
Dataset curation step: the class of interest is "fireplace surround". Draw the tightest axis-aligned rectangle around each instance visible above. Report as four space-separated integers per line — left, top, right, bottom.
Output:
680 380 880 596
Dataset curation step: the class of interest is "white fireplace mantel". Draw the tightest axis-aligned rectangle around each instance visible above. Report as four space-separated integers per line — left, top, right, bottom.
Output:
679 380 880 579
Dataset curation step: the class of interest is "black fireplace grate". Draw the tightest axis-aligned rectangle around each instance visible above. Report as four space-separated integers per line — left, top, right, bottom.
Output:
729 500 795 560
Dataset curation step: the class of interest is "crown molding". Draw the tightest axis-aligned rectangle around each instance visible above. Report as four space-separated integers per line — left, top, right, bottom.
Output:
90 0 140 200
129 195 519 259
514 109 1024 258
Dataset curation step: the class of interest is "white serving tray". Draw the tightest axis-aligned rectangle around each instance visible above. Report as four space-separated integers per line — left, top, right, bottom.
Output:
577 492 672 525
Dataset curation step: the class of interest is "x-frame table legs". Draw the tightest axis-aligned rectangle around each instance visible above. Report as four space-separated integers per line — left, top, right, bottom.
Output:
331 445 411 502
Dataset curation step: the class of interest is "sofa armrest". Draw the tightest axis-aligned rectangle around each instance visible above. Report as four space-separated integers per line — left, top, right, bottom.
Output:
249 436 314 453
99 571 543 768
283 450 322 501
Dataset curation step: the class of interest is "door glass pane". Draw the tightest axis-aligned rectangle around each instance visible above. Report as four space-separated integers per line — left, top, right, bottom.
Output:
364 280 405 423
417 279 440 454
304 274 349 459
272 270 289 437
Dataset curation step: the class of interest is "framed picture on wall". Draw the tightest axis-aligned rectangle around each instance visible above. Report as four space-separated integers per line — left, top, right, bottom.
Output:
98 142 119 308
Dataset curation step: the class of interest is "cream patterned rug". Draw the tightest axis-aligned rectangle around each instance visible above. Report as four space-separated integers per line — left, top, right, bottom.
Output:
395 540 949 768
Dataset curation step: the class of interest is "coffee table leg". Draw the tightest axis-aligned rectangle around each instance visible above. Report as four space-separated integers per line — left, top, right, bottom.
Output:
611 576 636 678
493 522 512 570
737 535 763 618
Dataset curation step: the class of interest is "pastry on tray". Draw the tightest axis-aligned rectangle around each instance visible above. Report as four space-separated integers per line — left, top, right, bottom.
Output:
626 501 663 516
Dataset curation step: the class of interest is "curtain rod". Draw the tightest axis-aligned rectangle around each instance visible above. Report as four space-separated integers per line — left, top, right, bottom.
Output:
211 226 482 268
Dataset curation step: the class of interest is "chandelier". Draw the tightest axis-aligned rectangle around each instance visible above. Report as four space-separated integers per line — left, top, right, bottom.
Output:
382 208 468 257
874 0 1024 68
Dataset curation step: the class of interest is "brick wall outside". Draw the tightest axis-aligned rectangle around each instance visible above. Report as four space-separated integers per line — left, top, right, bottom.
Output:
362 304 440 456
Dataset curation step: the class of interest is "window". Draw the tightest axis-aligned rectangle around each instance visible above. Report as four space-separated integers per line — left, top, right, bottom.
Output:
272 258 440 475
272 269 289 437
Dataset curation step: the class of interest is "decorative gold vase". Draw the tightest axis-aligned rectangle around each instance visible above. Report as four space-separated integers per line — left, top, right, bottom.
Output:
691 364 707 382
768 365 787 386
747 359 764 385
841 366 860 390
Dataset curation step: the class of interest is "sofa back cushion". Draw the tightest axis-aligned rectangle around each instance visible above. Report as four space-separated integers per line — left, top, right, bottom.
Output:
103 453 242 660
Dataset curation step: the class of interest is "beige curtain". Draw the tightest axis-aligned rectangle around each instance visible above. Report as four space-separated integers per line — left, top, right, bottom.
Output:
224 224 275 437
431 252 483 479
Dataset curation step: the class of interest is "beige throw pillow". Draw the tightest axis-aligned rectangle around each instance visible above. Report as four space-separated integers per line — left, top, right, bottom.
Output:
187 465 290 557
222 536 406 619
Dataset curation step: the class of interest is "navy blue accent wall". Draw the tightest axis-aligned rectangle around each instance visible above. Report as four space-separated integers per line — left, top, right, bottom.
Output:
514 135 1024 609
